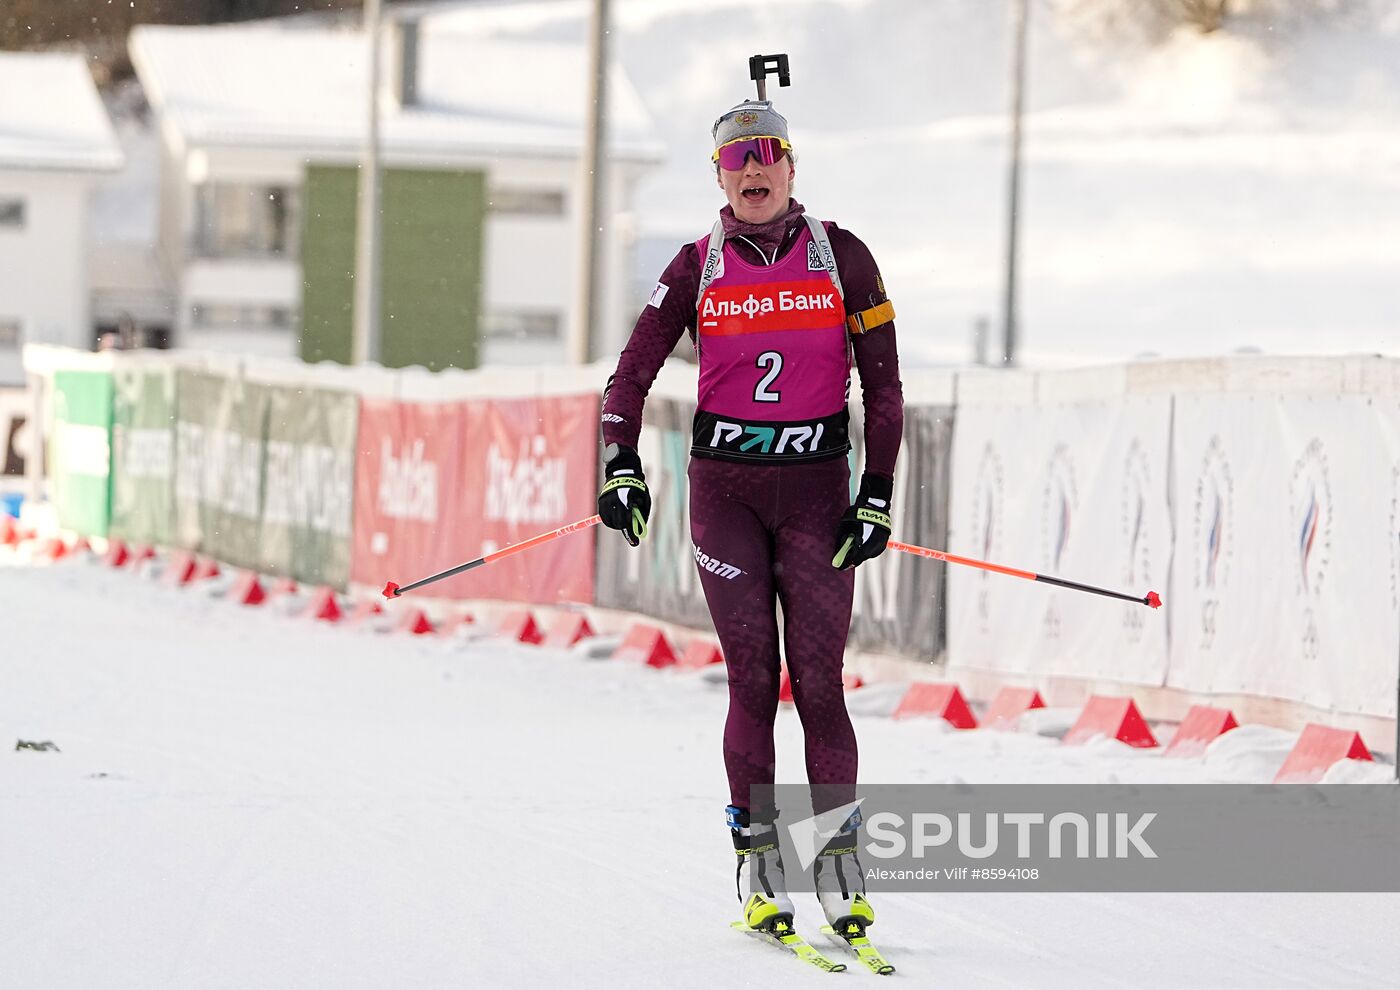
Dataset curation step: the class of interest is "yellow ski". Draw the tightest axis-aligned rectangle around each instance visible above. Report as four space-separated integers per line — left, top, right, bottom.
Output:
731 919 847 973
821 923 896 975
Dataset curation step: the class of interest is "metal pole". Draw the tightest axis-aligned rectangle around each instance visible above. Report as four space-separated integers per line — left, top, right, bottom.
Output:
572 0 611 365
1001 0 1029 367
352 0 384 366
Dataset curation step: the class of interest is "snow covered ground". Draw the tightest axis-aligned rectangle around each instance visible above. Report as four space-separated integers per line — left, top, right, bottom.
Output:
3 554 1399 988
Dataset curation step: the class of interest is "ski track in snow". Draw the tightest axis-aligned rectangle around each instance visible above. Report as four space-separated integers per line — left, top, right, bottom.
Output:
2 557 1397 988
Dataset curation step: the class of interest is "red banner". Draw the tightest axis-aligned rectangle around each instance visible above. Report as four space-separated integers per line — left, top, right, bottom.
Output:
352 393 598 603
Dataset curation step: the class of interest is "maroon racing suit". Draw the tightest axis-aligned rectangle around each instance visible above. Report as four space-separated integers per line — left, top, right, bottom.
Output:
602 200 904 812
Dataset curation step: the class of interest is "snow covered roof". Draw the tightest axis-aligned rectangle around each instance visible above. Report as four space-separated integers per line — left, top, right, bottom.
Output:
128 21 665 164
0 52 123 172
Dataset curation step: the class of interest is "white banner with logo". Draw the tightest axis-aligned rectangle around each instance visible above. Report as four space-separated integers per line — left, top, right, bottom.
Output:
1167 395 1400 718
946 397 1173 686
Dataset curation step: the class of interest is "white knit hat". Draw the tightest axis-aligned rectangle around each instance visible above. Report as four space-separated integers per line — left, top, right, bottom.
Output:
712 100 791 151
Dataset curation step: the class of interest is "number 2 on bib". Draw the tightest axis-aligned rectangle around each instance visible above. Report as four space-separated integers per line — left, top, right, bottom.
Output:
754 350 783 403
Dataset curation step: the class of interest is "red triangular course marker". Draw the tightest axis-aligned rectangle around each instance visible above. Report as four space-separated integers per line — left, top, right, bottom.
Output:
1274 724 1373 783
192 557 221 581
348 599 384 624
892 683 978 728
778 665 794 704
303 586 343 623
982 686 1046 731
1063 696 1158 748
230 572 266 606
163 550 197 586
396 607 435 635
104 539 131 567
612 623 677 669
679 640 724 669
542 612 594 649
0 515 17 547
1164 705 1239 758
40 537 69 560
496 610 543 645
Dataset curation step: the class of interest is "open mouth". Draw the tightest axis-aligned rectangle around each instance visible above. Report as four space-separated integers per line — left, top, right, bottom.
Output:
741 186 770 204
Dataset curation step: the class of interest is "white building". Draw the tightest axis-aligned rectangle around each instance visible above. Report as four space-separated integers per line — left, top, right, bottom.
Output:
89 83 174 351
129 17 665 366
0 53 123 386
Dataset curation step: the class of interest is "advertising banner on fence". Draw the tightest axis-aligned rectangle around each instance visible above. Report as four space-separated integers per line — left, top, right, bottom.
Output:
259 385 358 589
110 366 175 547
50 369 113 537
1167 395 1400 718
946 398 1172 686
352 394 598 603
594 395 714 631
174 369 269 570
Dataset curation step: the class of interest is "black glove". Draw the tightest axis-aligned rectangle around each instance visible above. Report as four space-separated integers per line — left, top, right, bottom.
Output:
832 473 893 570
598 443 651 547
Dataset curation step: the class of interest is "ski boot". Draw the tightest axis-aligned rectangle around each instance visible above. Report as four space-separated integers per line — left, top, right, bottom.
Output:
727 804 797 931
814 805 876 936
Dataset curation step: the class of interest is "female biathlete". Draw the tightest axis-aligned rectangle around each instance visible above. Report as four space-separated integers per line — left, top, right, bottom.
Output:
596 94 904 939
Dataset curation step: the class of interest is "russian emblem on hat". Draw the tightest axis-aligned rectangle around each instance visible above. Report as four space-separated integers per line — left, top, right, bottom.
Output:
736 110 759 127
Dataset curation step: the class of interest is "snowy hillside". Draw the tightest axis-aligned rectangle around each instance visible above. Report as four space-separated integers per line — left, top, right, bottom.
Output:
430 0 1400 365
3 554 1400 988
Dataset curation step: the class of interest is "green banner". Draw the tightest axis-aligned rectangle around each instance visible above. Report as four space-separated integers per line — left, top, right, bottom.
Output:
301 164 485 370
110 366 176 546
173 369 268 569
259 384 358 589
50 369 114 537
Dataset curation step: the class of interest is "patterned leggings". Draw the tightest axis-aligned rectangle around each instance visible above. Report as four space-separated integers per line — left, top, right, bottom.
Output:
688 455 858 813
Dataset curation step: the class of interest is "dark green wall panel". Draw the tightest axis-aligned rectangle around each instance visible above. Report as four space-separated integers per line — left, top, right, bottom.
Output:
300 165 358 365
300 166 485 371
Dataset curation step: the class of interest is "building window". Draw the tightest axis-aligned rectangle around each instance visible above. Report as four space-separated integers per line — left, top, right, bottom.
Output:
0 198 24 229
193 184 300 258
93 321 171 351
482 309 562 341
189 302 296 329
486 188 565 216
0 319 20 349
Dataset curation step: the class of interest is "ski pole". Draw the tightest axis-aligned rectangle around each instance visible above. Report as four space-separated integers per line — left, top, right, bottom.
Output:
383 515 602 599
888 539 1162 609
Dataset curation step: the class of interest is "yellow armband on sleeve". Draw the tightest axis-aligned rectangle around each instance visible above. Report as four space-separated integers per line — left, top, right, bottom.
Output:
846 300 896 335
